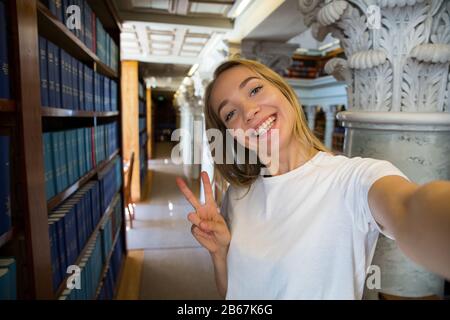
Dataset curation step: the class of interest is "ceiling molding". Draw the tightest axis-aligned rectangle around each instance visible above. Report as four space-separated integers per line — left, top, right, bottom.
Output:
119 11 233 30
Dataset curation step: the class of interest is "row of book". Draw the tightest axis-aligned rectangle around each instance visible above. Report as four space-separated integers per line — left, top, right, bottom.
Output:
48 173 122 294
43 123 119 200
39 37 118 112
58 197 123 300
0 0 10 99
98 157 122 215
42 0 119 72
0 135 11 241
97 228 124 300
0 257 16 300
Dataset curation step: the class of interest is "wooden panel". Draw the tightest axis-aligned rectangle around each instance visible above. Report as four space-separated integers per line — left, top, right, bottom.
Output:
115 250 144 300
13 0 53 299
146 88 153 159
121 61 140 201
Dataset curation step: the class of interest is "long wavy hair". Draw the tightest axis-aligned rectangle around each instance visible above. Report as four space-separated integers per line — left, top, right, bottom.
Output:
204 58 327 187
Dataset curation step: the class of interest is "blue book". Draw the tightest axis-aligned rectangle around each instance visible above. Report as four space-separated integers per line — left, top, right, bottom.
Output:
0 135 11 238
64 131 74 186
43 132 56 200
55 0 63 22
110 80 116 111
84 66 93 111
47 41 56 107
50 132 62 193
58 131 69 190
70 130 79 181
48 220 61 291
54 46 62 108
39 37 49 107
104 77 110 111
0 0 10 99
66 53 73 110
83 1 92 51
78 62 84 111
0 258 16 299
71 57 79 110
48 213 68 284
76 128 85 177
84 127 92 170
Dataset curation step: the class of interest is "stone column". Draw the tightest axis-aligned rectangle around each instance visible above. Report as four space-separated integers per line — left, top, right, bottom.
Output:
299 0 450 298
323 105 337 149
305 105 317 131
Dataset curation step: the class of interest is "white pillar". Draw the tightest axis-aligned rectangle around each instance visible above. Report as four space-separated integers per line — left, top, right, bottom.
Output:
305 105 317 131
324 105 337 149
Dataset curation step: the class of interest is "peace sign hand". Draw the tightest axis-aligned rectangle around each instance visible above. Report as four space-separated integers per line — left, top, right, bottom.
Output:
176 171 231 256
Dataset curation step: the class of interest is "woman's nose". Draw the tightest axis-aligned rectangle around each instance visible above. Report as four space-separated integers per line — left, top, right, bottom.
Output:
243 103 260 123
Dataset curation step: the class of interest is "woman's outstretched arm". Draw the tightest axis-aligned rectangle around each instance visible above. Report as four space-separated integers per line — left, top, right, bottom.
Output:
368 176 450 279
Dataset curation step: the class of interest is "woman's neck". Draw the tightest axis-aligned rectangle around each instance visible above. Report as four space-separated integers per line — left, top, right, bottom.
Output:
265 138 317 176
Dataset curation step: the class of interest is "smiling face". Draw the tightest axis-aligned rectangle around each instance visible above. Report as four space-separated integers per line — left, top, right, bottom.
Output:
210 65 297 153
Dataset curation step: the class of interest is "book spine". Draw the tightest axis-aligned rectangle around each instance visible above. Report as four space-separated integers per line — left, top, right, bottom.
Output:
92 11 96 54
59 131 69 190
43 132 56 200
71 56 79 110
54 46 62 109
78 61 84 110
39 37 49 107
47 42 56 107
66 54 73 110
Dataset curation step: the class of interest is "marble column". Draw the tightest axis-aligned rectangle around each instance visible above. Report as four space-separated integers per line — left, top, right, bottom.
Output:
305 105 317 131
323 105 337 149
299 0 450 298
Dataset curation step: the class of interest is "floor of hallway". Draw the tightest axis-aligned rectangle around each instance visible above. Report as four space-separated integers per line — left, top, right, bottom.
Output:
117 142 221 300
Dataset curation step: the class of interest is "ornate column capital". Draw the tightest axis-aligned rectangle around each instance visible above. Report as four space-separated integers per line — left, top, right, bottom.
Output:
299 0 450 113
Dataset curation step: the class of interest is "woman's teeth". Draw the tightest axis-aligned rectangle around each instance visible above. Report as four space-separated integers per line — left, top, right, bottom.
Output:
255 116 276 136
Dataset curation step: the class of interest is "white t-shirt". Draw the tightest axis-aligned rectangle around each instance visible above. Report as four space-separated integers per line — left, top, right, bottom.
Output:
220 151 408 300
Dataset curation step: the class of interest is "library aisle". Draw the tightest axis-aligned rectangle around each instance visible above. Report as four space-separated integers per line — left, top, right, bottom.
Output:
118 142 220 300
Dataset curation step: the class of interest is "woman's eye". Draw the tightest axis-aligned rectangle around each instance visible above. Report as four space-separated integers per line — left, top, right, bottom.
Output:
225 110 236 122
250 86 263 96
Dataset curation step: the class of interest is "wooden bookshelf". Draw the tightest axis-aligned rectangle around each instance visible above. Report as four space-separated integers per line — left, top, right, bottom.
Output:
41 107 119 118
54 192 120 298
2 0 126 299
47 150 119 211
0 99 16 112
36 1 118 79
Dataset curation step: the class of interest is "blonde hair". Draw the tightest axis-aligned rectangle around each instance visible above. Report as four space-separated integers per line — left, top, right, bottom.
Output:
204 58 327 187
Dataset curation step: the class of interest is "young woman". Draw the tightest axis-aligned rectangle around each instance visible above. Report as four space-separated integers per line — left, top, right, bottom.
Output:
175 59 450 299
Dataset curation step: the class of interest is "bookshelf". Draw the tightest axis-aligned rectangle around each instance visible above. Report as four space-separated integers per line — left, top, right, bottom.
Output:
286 48 345 79
0 0 126 300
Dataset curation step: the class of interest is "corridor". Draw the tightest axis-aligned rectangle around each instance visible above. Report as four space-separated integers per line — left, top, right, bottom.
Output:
124 142 221 300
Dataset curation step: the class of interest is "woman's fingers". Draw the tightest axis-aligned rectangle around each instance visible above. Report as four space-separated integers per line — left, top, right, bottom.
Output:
191 225 213 240
176 177 201 210
201 171 214 203
199 219 226 234
187 211 201 227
